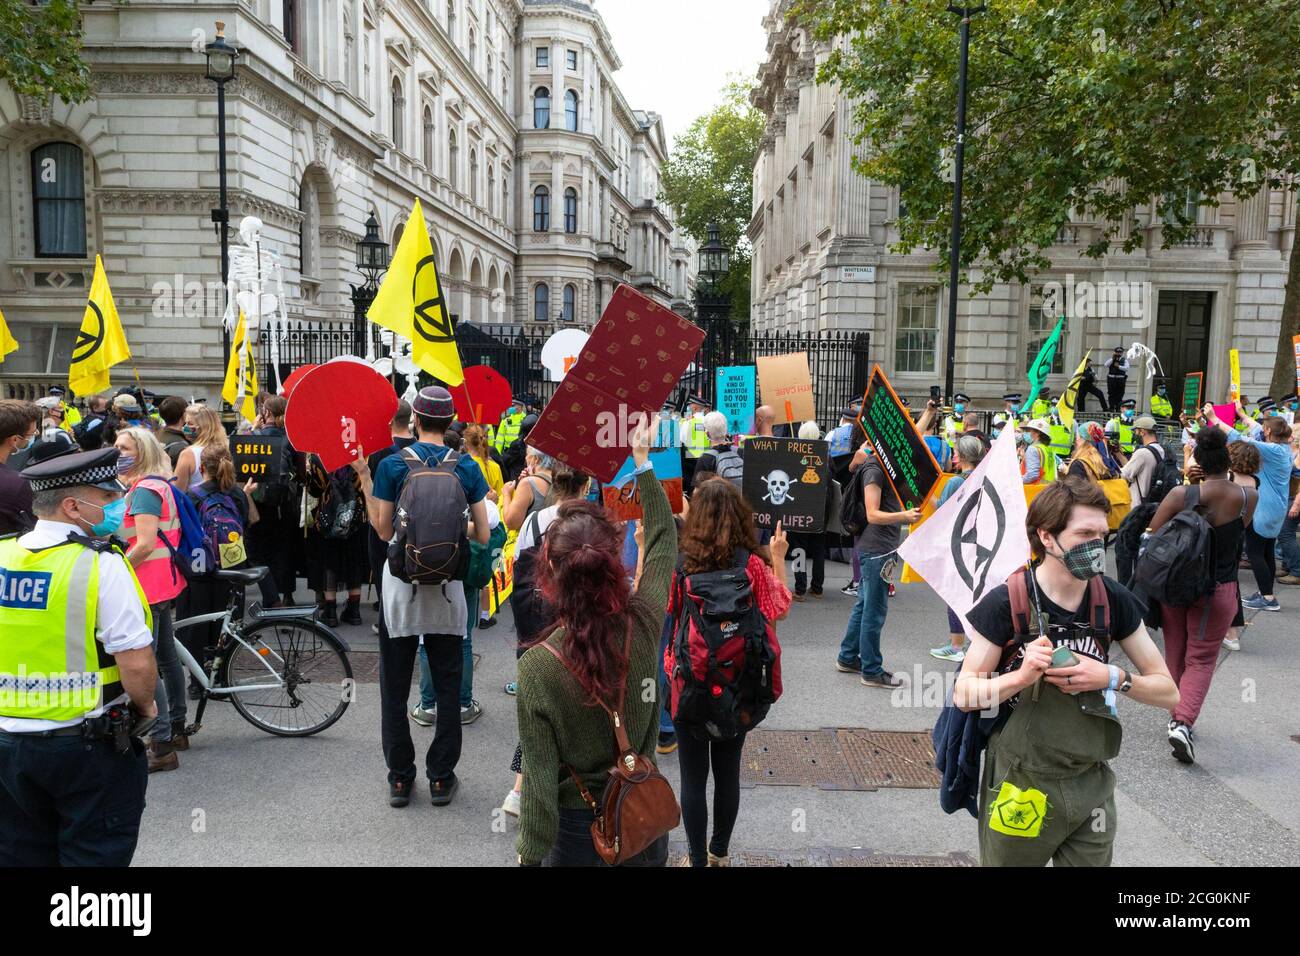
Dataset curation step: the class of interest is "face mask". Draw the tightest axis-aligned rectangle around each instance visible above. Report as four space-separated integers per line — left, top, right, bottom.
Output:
116 455 136 475
12 433 36 454
182 425 197 437
1050 537 1105 580
75 498 127 537
954 404 965 415
1122 411 1134 422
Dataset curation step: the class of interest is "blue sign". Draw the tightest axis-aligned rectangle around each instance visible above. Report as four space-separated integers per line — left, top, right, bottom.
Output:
0 569 52 610
716 365 756 436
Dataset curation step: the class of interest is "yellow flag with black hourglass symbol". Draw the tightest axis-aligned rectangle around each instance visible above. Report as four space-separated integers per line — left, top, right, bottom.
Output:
222 311 259 423
68 255 131 396
366 198 464 386
1056 349 1092 432
0 307 18 362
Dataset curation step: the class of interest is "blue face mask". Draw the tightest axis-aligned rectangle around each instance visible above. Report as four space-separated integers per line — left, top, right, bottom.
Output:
954 404 965 415
1122 410 1134 423
76 498 127 537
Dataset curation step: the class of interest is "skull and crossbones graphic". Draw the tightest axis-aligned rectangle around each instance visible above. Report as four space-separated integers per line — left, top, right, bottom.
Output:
761 469 795 506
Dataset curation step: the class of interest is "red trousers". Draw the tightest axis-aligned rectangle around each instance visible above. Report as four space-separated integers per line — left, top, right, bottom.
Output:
1161 582 1239 726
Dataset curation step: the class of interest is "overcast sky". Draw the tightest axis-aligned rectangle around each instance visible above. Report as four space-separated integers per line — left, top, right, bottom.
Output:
595 0 771 147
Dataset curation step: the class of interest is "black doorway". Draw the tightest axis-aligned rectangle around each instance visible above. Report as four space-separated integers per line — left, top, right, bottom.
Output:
1155 290 1214 395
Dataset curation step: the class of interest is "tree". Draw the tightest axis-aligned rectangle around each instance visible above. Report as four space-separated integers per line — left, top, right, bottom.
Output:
0 0 90 103
799 0 1300 398
660 80 766 324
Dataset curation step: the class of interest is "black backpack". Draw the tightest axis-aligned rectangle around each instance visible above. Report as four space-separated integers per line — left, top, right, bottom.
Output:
509 510 556 645
1133 484 1216 609
838 463 871 538
387 446 470 585
316 467 362 540
1136 443 1182 506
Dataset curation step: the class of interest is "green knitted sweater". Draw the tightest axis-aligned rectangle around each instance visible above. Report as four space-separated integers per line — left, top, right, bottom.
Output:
516 468 676 865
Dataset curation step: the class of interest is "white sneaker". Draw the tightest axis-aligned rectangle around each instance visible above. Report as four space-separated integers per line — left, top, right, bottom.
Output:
1168 722 1195 764
1222 636 1240 652
501 789 521 817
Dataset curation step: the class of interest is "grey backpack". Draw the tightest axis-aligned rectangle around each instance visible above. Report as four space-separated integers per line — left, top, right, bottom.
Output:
387 447 470 585
707 448 744 487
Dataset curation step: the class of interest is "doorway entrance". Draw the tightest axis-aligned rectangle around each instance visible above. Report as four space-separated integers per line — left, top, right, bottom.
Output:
1155 290 1214 397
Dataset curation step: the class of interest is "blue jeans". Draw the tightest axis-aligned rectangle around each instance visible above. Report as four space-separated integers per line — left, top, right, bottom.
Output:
420 610 474 710
1279 513 1300 576
838 551 890 677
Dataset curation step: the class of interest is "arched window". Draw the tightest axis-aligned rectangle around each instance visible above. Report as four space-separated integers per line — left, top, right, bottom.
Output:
390 78 405 150
469 149 478 204
283 0 299 53
448 128 458 190
423 106 434 168
563 284 576 322
564 188 578 234
343 14 354 89
565 90 579 132
487 56 494 93
298 177 319 278
32 143 86 258
503 176 510 226
534 283 549 322
533 87 550 129
533 186 550 232
487 165 496 216
446 0 456 41
469 29 477 71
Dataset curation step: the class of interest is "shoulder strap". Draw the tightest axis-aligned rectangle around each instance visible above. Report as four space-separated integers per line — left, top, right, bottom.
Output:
1087 574 1110 635
537 624 635 755
1183 482 1201 511
1238 483 1248 518
1008 566 1034 639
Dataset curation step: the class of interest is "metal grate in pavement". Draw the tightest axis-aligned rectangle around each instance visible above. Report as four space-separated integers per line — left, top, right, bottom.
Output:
740 728 939 791
667 844 974 867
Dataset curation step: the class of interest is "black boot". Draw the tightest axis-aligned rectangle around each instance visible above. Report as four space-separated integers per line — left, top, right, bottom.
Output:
340 596 362 626
321 601 339 628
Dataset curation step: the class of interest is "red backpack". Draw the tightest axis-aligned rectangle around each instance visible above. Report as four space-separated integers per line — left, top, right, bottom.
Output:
667 550 782 741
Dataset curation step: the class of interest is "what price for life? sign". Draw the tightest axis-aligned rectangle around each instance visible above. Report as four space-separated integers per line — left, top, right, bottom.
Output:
231 435 285 480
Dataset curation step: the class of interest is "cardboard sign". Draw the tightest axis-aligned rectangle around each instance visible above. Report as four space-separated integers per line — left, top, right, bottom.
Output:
741 437 830 533
489 530 518 616
280 364 319 400
451 364 513 425
601 450 685 521
856 365 942 511
716 365 756 435
1229 348 1241 402
1212 403 1238 426
756 352 815 424
231 434 285 480
1182 372 1203 417
529 283 705 482
1292 335 1300 396
284 357 400 471
541 328 590 381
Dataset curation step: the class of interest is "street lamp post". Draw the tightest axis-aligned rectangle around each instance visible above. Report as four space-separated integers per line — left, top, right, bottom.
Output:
205 21 238 378
943 3 984 406
351 212 390 356
695 222 733 403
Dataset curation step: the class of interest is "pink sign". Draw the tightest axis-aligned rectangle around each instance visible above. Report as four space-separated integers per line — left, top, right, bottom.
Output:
1211 403 1237 426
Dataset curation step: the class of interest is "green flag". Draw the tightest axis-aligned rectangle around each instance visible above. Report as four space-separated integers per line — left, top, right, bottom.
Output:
1020 314 1065 415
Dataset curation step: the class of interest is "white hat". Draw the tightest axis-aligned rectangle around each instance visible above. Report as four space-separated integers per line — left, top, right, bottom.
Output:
1024 418 1051 438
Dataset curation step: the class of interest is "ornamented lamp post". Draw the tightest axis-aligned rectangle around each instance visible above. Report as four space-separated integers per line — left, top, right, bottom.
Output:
695 222 733 402
351 212 390 355
205 21 238 374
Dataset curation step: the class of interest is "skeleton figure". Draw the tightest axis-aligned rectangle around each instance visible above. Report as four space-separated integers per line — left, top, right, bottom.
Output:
368 328 420 403
762 469 795 506
224 216 289 393
1125 342 1165 382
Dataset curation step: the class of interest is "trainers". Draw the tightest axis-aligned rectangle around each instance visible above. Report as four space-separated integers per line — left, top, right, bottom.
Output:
656 732 678 755
389 780 412 808
478 615 498 630
504 681 518 696
835 658 861 674
1168 722 1195 764
840 582 859 596
1243 593 1280 612
460 700 484 725
706 851 731 867
410 703 436 727
861 670 903 689
430 775 459 806
1222 636 1241 652
501 788 521 817
930 643 966 663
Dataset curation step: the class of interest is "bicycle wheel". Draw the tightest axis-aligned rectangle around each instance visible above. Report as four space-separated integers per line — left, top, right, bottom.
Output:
223 619 353 737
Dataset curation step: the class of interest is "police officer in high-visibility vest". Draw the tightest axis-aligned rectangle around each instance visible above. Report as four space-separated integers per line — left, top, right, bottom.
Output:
493 400 526 454
1001 393 1022 427
1150 381 1174 419
1106 399 1137 454
0 447 158 866
1030 387 1054 421
679 394 711 491
47 385 81 434
945 392 971 448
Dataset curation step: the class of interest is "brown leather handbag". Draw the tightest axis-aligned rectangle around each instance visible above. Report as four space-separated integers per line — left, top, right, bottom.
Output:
540 630 681 865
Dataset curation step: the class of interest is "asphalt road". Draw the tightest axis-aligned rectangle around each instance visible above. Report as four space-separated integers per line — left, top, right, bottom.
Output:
133 557 1300 867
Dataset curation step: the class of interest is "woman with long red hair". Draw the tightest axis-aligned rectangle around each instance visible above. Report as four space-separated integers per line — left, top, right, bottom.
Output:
516 421 675 866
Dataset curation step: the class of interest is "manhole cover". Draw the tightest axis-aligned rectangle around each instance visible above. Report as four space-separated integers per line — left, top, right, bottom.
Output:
837 729 940 789
667 844 973 867
741 730 856 789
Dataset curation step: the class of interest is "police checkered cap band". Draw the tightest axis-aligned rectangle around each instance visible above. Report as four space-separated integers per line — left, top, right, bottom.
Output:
27 463 123 493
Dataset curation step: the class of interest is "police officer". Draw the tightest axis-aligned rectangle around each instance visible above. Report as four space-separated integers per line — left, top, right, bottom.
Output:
0 447 157 866
1031 386 1054 421
1001 393 1022 425
1150 381 1174 419
48 385 81 434
1104 346 1129 411
493 399 526 455
1106 399 1138 454
679 394 711 490
945 393 971 448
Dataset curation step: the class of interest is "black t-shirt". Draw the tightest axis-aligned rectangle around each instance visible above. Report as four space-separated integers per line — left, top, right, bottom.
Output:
0 462 35 536
855 459 902 554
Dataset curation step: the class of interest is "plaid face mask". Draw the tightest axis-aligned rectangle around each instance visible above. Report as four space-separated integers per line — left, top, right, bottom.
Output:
1052 537 1106 580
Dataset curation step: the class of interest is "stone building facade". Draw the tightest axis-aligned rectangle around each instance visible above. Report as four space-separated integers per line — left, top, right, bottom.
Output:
0 0 692 400
748 0 1292 410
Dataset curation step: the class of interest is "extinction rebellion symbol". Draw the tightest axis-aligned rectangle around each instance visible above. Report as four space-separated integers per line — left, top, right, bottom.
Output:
412 255 452 343
951 477 1006 604
73 301 106 363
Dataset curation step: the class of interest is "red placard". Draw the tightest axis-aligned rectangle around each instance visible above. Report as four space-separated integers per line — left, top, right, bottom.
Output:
284 358 400 471
280 364 319 400
451 364 513 425
528 284 705 482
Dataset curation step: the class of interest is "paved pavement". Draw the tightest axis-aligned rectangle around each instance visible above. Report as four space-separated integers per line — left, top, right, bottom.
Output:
133 557 1300 866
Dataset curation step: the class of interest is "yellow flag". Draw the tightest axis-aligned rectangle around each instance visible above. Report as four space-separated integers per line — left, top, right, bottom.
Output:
367 198 463 386
222 311 260 423
68 255 131 396
1229 349 1241 402
0 308 17 362
1057 350 1091 432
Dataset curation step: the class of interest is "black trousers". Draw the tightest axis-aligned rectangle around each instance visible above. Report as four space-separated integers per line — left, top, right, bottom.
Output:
378 629 463 786
0 730 148 866
1107 377 1127 410
542 808 669 867
175 574 231 667
1076 384 1110 414
1244 525 1277 595
247 501 300 606
791 532 826 594
677 730 747 866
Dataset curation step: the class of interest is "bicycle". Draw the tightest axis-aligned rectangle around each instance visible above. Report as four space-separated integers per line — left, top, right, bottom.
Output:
172 566 353 737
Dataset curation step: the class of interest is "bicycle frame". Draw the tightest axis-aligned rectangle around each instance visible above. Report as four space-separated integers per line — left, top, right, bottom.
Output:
172 607 290 696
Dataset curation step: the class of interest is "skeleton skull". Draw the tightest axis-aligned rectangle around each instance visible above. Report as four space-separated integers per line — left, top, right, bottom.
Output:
762 469 794 506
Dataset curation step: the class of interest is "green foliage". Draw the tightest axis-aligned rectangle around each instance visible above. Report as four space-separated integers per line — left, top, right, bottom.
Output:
661 80 766 324
0 0 90 103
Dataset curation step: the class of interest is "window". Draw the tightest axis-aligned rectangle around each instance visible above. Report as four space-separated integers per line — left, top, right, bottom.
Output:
469 29 477 71
343 15 354 89
470 149 478 204
447 1 456 41
563 284 576 322
283 0 298 53
564 90 578 132
487 165 495 216
390 78 405 150
564 187 577 233
533 186 550 232
536 46 549 68
502 73 509 105
1026 286 1066 374
448 129 458 190
503 177 509 226
566 49 578 70
894 285 939 373
487 56 494 92
534 283 549 322
1162 188 1201 225
533 87 550 129
423 107 434 168
32 143 86 258
298 179 319 278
